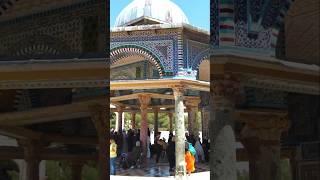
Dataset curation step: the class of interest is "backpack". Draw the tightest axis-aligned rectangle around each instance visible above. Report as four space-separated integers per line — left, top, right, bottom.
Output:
188 142 196 156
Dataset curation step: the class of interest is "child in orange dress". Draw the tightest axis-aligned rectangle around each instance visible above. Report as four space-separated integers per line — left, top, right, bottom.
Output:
185 143 195 175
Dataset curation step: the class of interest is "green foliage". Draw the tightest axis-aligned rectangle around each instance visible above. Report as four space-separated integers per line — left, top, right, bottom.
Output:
110 112 116 129
281 159 292 180
46 161 99 180
7 171 19 180
82 162 99 180
237 170 249 180
46 161 71 180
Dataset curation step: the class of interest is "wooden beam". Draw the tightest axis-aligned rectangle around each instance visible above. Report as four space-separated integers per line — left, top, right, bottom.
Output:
43 134 98 145
0 97 106 126
0 126 42 140
0 127 98 145
111 79 210 92
111 92 200 102
0 146 97 161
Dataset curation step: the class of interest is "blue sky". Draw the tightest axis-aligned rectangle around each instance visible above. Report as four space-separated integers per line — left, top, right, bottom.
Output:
110 0 210 30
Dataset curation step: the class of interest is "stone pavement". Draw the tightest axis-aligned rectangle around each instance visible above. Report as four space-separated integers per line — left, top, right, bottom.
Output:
112 156 210 178
110 171 210 180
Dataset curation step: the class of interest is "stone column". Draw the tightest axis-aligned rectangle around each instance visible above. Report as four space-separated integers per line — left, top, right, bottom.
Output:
115 112 119 131
131 112 136 130
210 74 240 180
71 161 85 180
240 112 289 180
172 85 187 180
89 104 108 180
138 94 151 165
186 107 193 136
168 112 173 133
186 99 200 137
19 140 41 180
116 106 124 132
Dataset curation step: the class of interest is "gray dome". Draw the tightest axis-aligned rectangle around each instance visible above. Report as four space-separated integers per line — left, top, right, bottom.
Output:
114 0 189 27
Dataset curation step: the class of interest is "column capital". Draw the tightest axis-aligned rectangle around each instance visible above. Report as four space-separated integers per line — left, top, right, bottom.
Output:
116 105 125 112
171 85 186 97
88 103 108 137
185 98 201 109
138 94 151 110
18 139 43 162
152 107 160 112
240 111 289 141
211 73 241 100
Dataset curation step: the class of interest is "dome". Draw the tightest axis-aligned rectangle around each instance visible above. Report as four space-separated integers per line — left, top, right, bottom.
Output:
114 0 189 27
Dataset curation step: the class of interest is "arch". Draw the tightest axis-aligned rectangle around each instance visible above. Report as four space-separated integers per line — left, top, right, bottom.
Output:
197 59 210 81
110 45 166 77
191 48 211 71
9 35 70 59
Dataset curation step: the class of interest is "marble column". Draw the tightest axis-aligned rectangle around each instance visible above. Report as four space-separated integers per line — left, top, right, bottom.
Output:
210 74 240 180
172 85 187 180
168 112 173 133
19 140 41 180
131 112 136 130
115 112 119 131
138 95 151 165
117 106 124 132
240 113 289 180
186 99 200 137
71 161 84 180
186 107 193 136
89 104 108 180
153 107 159 139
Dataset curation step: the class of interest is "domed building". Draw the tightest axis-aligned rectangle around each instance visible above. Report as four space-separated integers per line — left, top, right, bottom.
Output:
114 0 189 27
110 0 210 175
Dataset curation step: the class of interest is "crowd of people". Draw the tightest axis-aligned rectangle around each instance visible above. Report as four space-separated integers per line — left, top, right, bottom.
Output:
109 128 210 175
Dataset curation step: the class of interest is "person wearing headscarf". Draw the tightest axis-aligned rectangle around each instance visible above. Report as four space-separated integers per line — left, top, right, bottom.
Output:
185 141 195 175
194 137 205 163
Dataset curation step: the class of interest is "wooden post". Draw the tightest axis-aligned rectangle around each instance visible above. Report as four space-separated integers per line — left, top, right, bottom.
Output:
71 161 85 180
240 113 289 180
138 94 151 166
186 99 200 137
168 112 173 133
131 112 136 130
89 104 108 180
19 140 41 180
153 107 159 140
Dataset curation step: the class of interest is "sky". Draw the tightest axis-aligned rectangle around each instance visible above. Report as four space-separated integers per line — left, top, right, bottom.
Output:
110 0 210 30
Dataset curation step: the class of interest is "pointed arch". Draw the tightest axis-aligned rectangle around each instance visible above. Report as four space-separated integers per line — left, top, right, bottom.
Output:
110 45 166 77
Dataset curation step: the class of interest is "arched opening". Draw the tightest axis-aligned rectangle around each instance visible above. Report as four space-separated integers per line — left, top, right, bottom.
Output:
197 59 210 81
110 46 165 80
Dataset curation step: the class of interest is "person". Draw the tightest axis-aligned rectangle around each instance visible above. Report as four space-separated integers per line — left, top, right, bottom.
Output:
194 137 205 163
110 138 117 175
185 142 195 175
154 132 162 163
166 136 176 172
129 141 142 167
147 130 151 158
